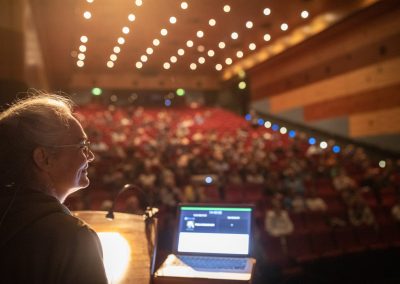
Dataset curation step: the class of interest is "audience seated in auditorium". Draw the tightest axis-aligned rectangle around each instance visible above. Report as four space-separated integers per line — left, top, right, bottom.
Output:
348 196 376 227
391 198 400 224
265 196 294 237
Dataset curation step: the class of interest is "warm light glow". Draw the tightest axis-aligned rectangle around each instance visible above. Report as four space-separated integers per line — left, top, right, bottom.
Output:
87 0 94 3
146 47 153 55
79 45 86 52
122 27 130 34
128 14 136 22
238 81 246 89
78 53 85 60
135 0 142 7
163 62 171 69
263 8 271 16
264 121 272 128
153 39 160 46
107 61 114 68
190 63 197 70
77 60 84 67
186 40 194 47
161 28 168 36
170 56 177 63
117 37 125 44
223 5 231 13
113 46 121 53
136 61 143 69
98 232 131 284
231 32 239 40
209 19 216 26
178 48 185 56
245 21 253 29
215 64 222 71
140 55 148 62
110 54 117 61
249 43 256 50
301 10 309 19
207 50 215 57
80 36 88 43
281 23 289 31
181 2 188 9
196 30 204 38
197 45 205 52
198 57 205 64
263 33 271 41
218 42 225 49
236 51 243 58
169 16 177 24
379 160 386 168
320 141 328 149
83 11 92 19
225 58 233 65
280 127 287 134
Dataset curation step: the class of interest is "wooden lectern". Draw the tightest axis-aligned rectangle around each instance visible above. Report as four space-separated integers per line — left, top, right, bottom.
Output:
74 211 156 284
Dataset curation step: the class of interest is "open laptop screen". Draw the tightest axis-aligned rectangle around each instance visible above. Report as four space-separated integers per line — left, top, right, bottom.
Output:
175 204 253 256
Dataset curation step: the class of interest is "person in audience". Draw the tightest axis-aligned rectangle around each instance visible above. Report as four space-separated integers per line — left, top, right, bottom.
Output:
391 198 400 224
0 94 107 283
265 197 294 237
348 196 376 227
306 189 327 212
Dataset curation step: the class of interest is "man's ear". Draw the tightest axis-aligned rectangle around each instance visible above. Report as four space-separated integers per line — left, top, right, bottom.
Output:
33 147 53 171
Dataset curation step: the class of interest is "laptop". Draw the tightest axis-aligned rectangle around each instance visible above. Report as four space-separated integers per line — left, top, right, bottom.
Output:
155 203 255 281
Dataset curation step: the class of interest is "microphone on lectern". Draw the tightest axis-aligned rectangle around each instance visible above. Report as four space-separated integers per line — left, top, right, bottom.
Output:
105 183 158 220
105 183 159 282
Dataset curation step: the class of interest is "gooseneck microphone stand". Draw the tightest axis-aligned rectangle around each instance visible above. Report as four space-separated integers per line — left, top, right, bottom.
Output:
105 184 159 284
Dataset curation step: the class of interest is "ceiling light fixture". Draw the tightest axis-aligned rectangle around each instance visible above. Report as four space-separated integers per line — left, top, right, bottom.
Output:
223 5 231 13
263 8 271 16
245 21 253 29
181 2 188 9
128 14 136 22
153 39 160 46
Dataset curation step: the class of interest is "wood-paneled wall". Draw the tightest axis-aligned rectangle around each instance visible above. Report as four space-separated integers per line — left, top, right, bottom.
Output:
249 0 400 146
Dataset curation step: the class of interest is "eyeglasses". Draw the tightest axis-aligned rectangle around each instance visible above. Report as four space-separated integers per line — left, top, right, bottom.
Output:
47 140 92 155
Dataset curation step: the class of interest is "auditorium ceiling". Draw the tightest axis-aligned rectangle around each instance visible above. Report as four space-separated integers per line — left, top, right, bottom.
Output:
28 0 378 90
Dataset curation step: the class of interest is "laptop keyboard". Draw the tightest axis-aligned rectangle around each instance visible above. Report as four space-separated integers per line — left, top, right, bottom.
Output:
178 256 247 270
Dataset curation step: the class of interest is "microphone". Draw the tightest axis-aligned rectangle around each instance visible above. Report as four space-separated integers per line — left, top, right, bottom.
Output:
105 183 158 220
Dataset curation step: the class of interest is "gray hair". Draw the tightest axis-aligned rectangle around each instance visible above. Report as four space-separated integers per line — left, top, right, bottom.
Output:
0 93 75 186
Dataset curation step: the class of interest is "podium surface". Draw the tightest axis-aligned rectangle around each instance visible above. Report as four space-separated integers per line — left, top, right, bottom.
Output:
74 211 152 284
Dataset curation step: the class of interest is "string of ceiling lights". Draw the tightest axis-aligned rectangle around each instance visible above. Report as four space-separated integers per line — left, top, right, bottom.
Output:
74 1 310 74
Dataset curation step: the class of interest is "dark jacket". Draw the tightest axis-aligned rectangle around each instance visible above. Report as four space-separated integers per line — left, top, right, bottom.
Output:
0 186 108 284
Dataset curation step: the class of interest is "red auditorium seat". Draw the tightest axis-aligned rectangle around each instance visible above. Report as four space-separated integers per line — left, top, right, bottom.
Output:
289 212 307 234
354 225 387 250
310 231 342 258
380 224 400 247
304 212 330 233
261 233 289 267
224 184 244 202
243 184 264 202
332 227 365 253
286 234 316 263
202 186 221 202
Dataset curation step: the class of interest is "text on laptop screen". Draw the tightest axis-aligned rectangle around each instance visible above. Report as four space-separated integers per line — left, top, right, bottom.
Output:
177 206 252 255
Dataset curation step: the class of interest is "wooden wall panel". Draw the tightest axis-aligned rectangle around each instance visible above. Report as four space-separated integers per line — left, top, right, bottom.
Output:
304 83 400 121
349 107 400 137
251 33 400 100
269 57 400 114
250 2 400 96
